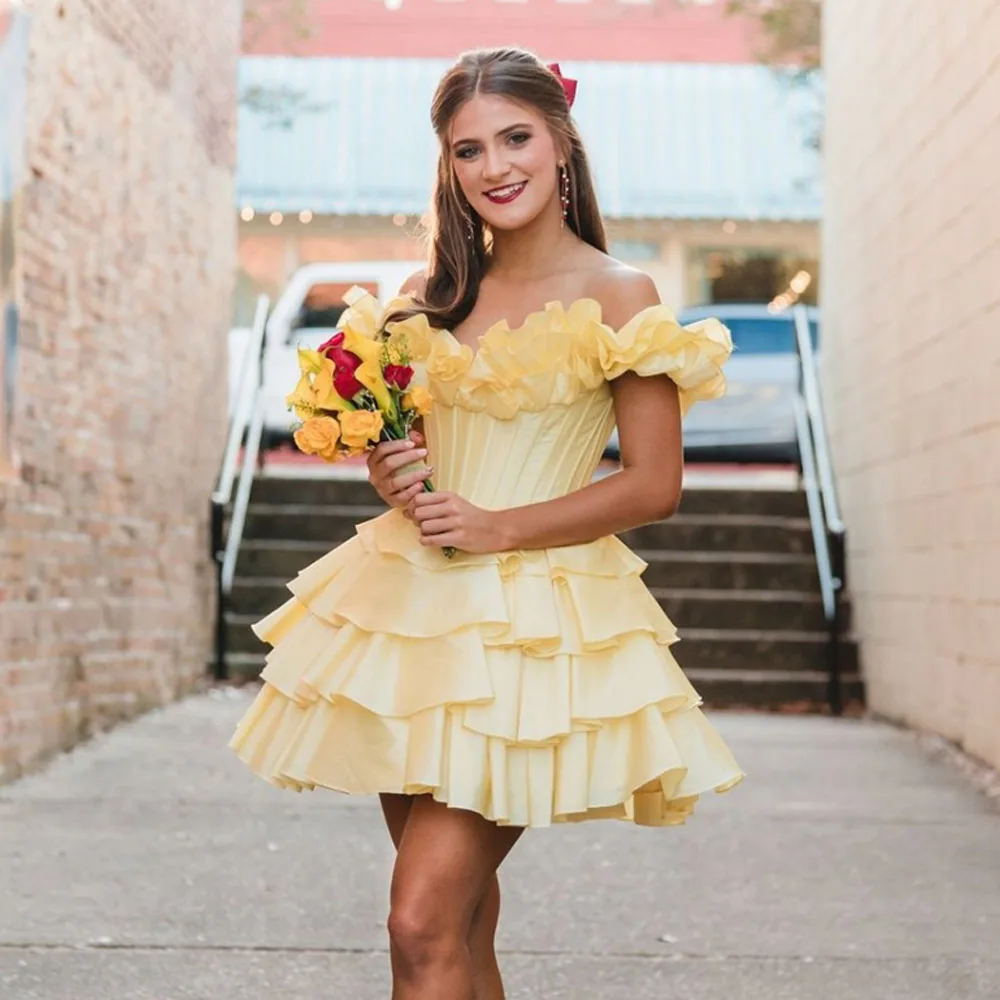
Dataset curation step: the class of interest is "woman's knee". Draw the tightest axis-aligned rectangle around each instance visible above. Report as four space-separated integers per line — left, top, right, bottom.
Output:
387 886 466 970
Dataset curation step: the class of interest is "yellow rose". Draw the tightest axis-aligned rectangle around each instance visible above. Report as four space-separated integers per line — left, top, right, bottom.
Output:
402 385 433 417
339 409 384 451
426 341 473 382
293 416 342 462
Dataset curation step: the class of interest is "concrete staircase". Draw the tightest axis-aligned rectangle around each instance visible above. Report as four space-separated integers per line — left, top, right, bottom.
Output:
223 476 864 711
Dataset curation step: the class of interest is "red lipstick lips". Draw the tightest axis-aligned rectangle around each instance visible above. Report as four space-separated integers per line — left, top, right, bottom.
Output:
484 182 526 205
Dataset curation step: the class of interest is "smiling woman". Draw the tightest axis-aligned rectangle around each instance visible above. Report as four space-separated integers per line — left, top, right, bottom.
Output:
230 46 742 1000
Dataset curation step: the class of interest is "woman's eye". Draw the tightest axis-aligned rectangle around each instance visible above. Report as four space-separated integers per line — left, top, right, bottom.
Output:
508 132 530 146
456 146 478 160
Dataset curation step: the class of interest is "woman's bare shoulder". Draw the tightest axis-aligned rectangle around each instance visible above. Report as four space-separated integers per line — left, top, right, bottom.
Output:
583 259 660 330
398 270 427 298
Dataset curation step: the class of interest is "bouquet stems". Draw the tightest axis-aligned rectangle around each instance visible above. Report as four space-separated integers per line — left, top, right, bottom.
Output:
382 423 456 558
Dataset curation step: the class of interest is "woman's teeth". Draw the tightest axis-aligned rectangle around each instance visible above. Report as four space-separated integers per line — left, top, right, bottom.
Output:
485 182 526 203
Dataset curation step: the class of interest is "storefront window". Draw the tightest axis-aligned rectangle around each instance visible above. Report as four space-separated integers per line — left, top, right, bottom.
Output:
688 248 820 307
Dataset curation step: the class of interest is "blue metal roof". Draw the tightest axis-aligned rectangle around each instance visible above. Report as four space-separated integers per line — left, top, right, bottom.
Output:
238 56 822 221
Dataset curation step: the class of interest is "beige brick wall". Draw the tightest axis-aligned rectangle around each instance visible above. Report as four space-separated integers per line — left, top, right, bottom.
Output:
0 0 239 780
823 2 1000 767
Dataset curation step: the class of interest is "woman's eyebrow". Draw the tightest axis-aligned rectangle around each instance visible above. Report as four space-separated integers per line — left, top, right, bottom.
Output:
451 123 534 149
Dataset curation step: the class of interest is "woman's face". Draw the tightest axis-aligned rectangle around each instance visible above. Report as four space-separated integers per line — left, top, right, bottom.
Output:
448 94 562 233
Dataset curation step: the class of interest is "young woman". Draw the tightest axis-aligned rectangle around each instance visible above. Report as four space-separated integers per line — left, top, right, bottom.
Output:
231 47 743 1000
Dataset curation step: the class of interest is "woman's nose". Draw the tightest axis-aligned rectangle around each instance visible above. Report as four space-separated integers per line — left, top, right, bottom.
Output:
482 146 510 182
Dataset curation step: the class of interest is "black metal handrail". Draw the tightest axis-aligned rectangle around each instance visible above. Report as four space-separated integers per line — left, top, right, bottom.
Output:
792 304 848 715
210 294 270 680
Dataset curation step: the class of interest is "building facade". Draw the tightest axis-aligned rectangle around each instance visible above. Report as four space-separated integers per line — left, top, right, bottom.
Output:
823 1 1000 768
236 0 821 323
0 0 240 780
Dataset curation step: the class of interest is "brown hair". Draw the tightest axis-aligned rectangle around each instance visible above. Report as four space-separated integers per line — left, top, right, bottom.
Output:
385 47 607 333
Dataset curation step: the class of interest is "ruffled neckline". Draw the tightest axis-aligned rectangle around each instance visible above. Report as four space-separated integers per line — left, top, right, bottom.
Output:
337 286 732 419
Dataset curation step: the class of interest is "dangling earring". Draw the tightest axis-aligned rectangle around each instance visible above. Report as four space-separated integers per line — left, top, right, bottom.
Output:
559 163 571 228
466 211 476 245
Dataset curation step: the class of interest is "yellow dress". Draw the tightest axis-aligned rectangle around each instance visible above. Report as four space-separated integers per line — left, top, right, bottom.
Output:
229 292 744 828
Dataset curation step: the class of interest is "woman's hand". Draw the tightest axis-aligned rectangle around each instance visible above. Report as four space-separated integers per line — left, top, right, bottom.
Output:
366 431 433 516
407 490 512 554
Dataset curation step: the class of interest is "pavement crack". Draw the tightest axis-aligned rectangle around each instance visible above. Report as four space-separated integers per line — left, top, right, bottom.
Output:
0 943 994 965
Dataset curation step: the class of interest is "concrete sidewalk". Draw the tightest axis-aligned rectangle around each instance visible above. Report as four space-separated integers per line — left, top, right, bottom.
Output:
2 690 998 1000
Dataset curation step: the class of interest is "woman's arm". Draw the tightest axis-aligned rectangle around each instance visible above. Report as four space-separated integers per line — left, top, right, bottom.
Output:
494 367 682 550
410 268 685 553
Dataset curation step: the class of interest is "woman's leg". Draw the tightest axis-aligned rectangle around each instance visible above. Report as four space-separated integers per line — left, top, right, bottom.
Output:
383 794 523 1000
379 794 507 1000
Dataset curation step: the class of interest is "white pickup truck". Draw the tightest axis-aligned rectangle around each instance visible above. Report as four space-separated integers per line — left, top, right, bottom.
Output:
229 261 423 440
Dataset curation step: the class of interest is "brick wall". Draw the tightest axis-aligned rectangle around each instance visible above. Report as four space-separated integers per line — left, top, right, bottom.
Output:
823 2 1000 767
0 0 239 780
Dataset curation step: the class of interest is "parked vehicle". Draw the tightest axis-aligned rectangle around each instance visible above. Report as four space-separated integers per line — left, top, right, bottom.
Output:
229 261 423 441
603 303 820 464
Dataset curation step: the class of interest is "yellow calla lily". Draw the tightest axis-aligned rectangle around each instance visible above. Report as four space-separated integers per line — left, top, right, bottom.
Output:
296 347 324 376
339 324 383 366
286 374 320 418
286 359 356 416
355 358 396 420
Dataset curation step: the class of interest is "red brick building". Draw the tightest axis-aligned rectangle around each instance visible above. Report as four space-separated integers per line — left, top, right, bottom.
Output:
245 0 762 64
0 0 240 780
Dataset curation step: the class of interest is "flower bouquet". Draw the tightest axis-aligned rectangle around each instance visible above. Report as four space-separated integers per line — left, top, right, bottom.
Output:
287 290 454 557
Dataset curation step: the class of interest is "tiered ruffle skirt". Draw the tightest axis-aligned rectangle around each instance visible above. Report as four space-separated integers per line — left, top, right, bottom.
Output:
229 510 744 828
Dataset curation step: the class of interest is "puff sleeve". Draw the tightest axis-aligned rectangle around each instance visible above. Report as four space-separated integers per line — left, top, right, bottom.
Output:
597 305 733 415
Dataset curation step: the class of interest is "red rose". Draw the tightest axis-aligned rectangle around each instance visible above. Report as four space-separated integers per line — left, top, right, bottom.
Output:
383 364 414 390
334 367 365 399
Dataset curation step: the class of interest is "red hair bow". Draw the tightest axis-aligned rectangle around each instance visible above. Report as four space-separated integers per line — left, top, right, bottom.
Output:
546 62 578 109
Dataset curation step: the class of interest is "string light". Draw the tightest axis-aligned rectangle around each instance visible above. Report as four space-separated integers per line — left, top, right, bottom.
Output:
269 211 283 226
240 206 255 222
299 210 313 224
768 270 813 312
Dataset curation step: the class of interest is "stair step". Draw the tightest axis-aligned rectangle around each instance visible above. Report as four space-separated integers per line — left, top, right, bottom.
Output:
651 588 840 632
249 476 808 518
620 514 812 554
684 668 865 711
636 550 817 591
236 539 334 577
240 504 814 555
676 628 858 675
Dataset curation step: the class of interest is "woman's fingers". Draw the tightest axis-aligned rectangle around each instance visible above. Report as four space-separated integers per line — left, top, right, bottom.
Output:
369 439 423 474
411 492 453 518
367 439 432 506
399 481 428 519
368 437 414 461
418 515 458 535
388 463 434 497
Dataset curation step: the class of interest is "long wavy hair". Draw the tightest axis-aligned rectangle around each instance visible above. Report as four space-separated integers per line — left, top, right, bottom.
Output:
384 47 607 333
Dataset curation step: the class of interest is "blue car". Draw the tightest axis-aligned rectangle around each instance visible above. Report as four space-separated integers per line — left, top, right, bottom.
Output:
604 304 820 464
